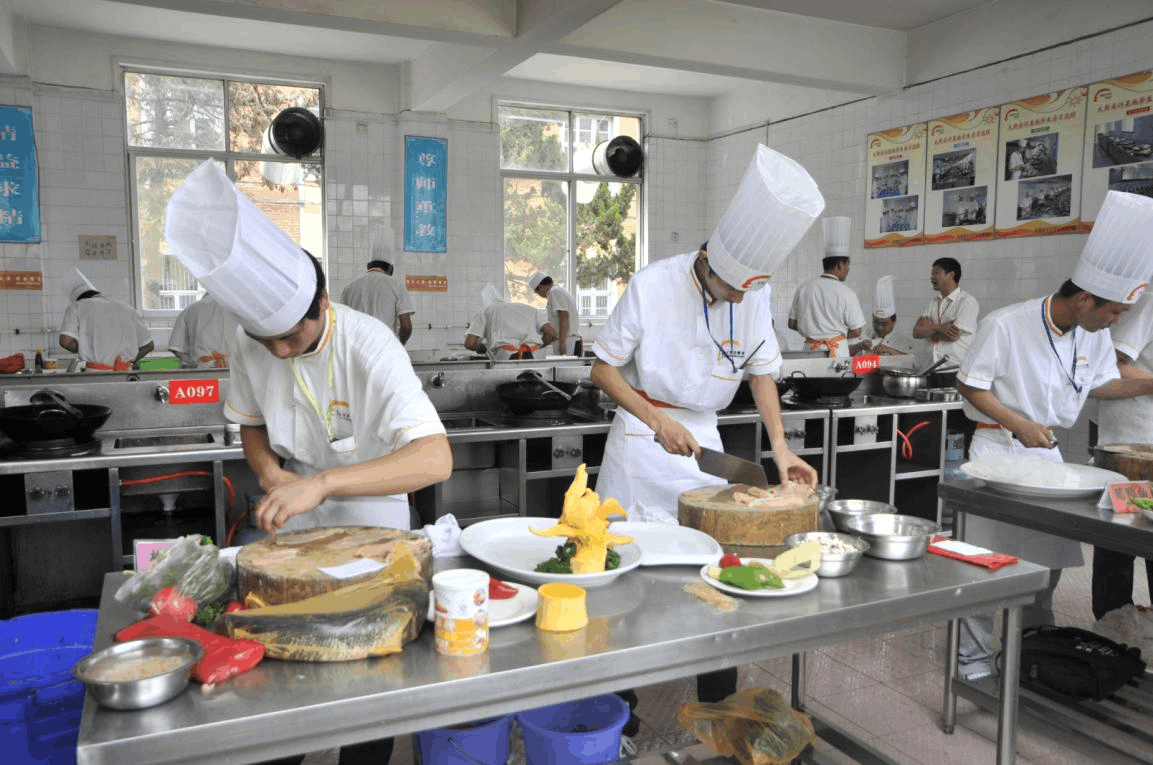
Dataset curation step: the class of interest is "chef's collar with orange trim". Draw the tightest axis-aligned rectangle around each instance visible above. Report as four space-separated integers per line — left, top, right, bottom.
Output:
1042 295 1066 337
301 305 337 358
690 257 717 306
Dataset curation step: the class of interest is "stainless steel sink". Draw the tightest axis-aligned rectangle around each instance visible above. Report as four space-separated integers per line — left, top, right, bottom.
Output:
114 433 217 449
106 426 234 453
439 414 501 431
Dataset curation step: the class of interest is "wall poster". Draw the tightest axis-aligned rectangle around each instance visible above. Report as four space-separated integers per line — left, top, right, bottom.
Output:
994 86 1087 237
403 135 447 253
0 105 40 243
1081 71 1153 230
923 107 999 243
864 123 926 248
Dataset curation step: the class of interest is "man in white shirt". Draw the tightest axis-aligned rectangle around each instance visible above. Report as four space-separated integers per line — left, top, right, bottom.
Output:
58 268 154 370
787 217 866 357
169 293 238 368
340 226 414 345
953 190 1153 680
529 271 582 356
913 257 979 366
1008 139 1027 180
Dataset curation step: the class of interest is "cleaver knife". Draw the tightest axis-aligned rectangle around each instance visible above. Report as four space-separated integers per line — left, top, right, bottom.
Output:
697 446 769 489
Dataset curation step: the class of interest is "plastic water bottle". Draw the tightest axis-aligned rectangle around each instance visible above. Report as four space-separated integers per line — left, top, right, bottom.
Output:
943 431 965 481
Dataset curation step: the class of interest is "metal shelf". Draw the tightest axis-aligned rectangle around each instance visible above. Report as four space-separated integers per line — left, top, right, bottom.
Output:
525 466 601 480
895 469 941 480
0 508 111 527
833 441 893 453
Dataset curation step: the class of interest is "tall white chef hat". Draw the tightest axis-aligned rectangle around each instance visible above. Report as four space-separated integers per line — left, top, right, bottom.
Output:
481 283 504 306
1072 190 1153 304
707 145 825 291
63 268 97 302
873 275 896 319
369 223 397 269
822 216 852 258
164 160 317 337
528 271 548 292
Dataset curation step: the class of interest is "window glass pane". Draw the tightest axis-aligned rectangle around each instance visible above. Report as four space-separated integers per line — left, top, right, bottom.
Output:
499 106 568 172
503 177 567 301
575 180 638 318
125 73 225 150
134 156 206 311
233 159 324 263
229 82 321 154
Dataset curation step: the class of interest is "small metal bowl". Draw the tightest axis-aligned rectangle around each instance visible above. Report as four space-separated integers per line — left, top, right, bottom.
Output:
825 499 897 533
783 531 870 578
841 514 940 561
73 637 202 710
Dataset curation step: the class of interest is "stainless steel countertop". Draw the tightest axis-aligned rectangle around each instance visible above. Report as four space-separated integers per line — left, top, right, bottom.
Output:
77 554 1048 765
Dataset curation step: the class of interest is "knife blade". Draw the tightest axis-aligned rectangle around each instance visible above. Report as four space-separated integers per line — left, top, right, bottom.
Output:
696 446 769 489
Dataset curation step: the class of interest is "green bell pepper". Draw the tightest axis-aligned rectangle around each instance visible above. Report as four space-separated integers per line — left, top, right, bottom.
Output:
718 563 784 590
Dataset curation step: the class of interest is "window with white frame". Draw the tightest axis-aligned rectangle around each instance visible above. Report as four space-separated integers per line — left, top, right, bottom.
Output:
123 69 323 313
498 104 642 319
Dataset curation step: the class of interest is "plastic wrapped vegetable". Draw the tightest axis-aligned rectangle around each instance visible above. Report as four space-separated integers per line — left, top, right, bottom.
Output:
114 534 234 613
677 688 816 765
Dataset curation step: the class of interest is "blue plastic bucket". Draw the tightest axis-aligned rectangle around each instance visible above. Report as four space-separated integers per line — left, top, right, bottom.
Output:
517 695 629 765
414 716 512 765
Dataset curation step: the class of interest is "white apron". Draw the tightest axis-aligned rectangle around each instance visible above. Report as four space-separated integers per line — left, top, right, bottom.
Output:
962 430 1083 569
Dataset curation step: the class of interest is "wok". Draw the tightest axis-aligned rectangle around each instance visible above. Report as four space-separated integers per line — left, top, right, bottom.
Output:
496 380 579 415
0 401 111 443
779 372 862 399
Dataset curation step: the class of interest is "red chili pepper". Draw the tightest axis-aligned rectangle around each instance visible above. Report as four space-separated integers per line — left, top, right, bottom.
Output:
488 577 519 600
719 554 743 569
150 586 198 621
223 601 247 614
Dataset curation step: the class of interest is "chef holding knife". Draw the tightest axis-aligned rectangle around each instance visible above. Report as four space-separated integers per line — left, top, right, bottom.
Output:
591 144 823 708
953 190 1153 680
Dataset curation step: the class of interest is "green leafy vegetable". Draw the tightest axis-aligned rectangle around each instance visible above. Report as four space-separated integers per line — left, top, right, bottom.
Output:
1129 497 1153 509
534 542 621 574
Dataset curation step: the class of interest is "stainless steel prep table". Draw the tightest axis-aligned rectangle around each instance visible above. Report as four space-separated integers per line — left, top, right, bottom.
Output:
939 479 1153 764
77 553 1047 765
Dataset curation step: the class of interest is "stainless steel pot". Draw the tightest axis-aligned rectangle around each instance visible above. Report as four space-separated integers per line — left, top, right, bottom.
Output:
881 369 930 398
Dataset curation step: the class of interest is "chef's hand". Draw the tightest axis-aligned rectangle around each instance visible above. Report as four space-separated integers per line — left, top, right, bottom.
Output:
1012 421 1058 449
253 475 327 533
652 414 699 458
775 450 817 488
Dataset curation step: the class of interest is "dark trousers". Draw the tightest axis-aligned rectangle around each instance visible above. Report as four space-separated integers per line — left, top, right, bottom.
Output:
1092 546 1153 620
259 737 394 765
616 668 738 737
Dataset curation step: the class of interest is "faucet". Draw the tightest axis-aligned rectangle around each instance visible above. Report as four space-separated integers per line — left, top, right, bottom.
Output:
430 371 446 389
832 360 852 373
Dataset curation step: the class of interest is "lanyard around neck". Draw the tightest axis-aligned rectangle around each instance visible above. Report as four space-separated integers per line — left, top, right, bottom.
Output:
1042 296 1081 394
291 309 338 441
701 287 738 374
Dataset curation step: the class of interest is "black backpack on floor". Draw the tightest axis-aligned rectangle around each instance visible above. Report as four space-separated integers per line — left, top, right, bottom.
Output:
1014 625 1146 701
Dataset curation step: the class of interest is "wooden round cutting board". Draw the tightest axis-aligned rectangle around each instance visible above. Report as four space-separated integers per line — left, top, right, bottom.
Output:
678 484 819 546
237 526 433 606
1093 443 1153 482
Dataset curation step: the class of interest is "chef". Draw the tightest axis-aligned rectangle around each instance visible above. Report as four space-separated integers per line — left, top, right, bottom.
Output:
464 286 556 359
58 268 154 370
786 217 866 357
165 160 451 765
529 270 582 356
858 275 919 359
912 257 978 366
592 144 822 707
340 224 415 346
169 293 239 368
953 190 1153 680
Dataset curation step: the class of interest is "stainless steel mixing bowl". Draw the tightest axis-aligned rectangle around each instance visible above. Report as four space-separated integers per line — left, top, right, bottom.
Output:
73 637 202 710
841 513 940 561
783 531 870 577
825 498 897 532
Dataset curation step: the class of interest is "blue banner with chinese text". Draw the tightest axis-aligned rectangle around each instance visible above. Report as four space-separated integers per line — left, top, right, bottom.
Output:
0 106 39 243
404 136 447 253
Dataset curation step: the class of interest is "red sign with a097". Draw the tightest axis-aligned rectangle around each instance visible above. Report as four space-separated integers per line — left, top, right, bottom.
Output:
168 379 219 405
852 355 881 374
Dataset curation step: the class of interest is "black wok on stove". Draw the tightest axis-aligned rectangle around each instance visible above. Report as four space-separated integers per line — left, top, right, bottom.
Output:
496 380 579 416
0 393 111 445
777 371 862 400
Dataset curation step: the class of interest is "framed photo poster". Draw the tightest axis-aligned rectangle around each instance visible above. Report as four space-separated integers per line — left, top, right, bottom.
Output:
923 107 999 243
864 123 926 247
1081 71 1153 229
404 136 447 253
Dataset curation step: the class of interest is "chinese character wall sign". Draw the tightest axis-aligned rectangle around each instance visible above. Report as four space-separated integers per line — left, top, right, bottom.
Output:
0 106 40 243
404 136 447 253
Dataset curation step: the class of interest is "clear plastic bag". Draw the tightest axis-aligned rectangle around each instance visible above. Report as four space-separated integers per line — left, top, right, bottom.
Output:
676 688 816 765
114 534 234 612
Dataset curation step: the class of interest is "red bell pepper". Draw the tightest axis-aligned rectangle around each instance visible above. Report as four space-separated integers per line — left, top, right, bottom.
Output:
150 586 198 621
719 554 743 569
117 614 264 685
223 601 247 614
488 577 518 600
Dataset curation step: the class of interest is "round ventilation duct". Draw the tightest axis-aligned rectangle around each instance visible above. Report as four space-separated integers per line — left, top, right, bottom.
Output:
267 107 323 159
592 136 643 178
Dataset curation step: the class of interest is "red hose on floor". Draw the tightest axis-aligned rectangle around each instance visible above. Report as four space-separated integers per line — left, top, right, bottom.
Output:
119 471 238 544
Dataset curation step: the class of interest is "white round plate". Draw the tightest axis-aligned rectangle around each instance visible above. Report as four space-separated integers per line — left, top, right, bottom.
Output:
608 522 723 566
1142 508 1153 524
458 517 642 588
960 461 1127 498
426 579 538 628
698 558 819 598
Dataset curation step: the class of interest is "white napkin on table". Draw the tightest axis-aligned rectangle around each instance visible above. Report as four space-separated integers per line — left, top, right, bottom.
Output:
420 513 463 557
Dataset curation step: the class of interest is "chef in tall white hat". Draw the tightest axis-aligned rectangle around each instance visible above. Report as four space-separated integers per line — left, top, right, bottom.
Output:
860 275 918 358
787 216 867 357
953 189 1153 681
164 160 450 549
463 280 555 360
529 270 582 356
58 267 153 370
339 223 415 345
591 143 823 710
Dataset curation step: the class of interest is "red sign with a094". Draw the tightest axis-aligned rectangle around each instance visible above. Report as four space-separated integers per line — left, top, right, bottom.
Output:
852 355 881 374
168 379 219 405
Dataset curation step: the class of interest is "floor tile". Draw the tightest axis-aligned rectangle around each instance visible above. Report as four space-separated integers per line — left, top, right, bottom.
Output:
884 720 1011 765
885 670 975 717
818 637 940 684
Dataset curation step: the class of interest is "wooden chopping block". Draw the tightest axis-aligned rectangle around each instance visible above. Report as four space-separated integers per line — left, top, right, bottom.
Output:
237 526 433 606
678 484 818 546
1093 443 1153 481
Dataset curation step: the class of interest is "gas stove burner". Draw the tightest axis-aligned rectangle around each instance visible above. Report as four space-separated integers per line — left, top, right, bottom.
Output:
784 394 853 410
1 438 101 460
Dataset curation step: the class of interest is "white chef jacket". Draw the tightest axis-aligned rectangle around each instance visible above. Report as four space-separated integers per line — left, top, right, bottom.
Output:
225 304 445 531
169 294 238 368
957 295 1120 569
593 252 782 512
60 295 151 367
920 287 979 366
466 302 546 360
545 284 581 355
1097 292 1153 444
339 271 414 340
787 274 865 358
865 329 921 362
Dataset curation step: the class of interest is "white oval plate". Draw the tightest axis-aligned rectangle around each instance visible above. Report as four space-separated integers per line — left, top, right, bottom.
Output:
426 579 538 628
608 522 723 566
1142 508 1153 524
960 461 1127 498
459 517 642 588
698 558 819 598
